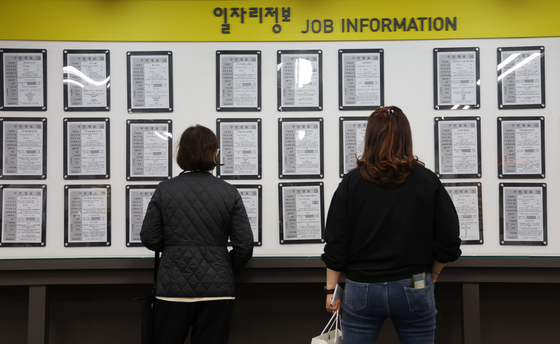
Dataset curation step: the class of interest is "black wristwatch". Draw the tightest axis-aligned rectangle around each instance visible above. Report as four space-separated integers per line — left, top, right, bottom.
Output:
324 286 335 295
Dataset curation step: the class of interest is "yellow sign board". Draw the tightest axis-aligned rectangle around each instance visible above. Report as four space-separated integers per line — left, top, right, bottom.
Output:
1 0 559 42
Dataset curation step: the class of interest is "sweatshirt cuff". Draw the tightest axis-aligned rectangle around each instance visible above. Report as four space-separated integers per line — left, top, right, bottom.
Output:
321 253 346 272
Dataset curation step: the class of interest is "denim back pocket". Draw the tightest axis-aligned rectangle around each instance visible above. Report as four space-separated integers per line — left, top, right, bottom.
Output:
343 279 368 312
403 283 435 316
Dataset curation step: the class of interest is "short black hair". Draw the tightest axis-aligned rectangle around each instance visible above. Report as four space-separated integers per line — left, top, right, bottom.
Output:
176 125 219 171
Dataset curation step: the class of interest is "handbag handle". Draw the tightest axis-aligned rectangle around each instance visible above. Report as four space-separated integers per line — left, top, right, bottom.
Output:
335 310 341 338
321 310 340 335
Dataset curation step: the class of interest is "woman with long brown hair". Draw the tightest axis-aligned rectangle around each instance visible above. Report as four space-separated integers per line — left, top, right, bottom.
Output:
322 106 461 343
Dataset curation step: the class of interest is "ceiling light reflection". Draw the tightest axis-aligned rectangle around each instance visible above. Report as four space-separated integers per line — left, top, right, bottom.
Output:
63 66 111 87
63 79 85 88
498 53 541 82
497 53 520 71
295 58 312 88
154 131 172 141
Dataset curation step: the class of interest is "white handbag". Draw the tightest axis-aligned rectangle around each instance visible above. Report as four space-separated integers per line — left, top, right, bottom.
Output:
311 310 343 344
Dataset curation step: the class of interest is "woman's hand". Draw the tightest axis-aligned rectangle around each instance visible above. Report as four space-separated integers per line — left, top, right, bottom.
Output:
326 294 341 314
431 261 446 283
325 268 342 314
431 271 440 283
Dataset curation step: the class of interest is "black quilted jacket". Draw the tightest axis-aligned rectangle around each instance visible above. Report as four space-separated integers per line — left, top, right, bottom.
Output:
140 171 254 297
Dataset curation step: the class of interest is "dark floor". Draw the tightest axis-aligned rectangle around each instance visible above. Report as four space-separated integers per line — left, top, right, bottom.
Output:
1 282 559 344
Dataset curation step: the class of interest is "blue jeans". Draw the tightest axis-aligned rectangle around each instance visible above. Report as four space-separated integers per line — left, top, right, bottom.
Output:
341 275 437 344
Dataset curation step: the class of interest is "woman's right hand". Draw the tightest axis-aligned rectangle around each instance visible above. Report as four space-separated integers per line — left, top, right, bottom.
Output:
431 260 446 283
431 271 440 283
326 294 341 314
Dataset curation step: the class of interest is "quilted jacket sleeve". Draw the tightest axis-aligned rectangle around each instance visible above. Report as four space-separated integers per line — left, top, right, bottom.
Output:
140 188 164 251
229 192 254 276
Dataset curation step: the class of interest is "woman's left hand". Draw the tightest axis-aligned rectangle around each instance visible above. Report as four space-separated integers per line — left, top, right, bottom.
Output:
326 294 341 314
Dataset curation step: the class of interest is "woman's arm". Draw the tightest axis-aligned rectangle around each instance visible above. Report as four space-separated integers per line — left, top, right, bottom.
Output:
229 193 254 275
140 189 164 251
325 268 342 314
433 180 462 265
431 261 446 283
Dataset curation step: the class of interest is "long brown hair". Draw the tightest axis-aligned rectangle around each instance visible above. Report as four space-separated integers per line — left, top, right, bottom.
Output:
357 106 424 187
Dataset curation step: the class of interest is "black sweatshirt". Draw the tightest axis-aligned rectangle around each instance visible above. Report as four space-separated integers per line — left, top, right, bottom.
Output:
322 164 462 283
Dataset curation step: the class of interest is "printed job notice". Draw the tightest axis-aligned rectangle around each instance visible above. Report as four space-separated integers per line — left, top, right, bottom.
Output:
342 52 381 107
2 121 44 176
130 55 170 109
503 187 544 242
445 186 481 241
219 122 259 176
501 120 542 175
67 121 107 176
342 119 367 174
280 53 320 108
129 123 169 178
437 52 477 105
238 187 260 242
68 188 108 243
500 50 542 105
438 120 478 175
66 53 108 107
128 188 155 243
1 188 43 243
282 186 322 241
220 54 258 108
282 122 321 176
3 52 44 107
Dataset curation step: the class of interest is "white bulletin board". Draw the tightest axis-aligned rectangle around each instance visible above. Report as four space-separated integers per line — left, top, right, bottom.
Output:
1 37 559 259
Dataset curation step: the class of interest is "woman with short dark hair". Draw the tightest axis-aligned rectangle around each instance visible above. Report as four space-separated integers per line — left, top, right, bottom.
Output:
141 125 254 344
176 125 220 171
322 106 462 344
